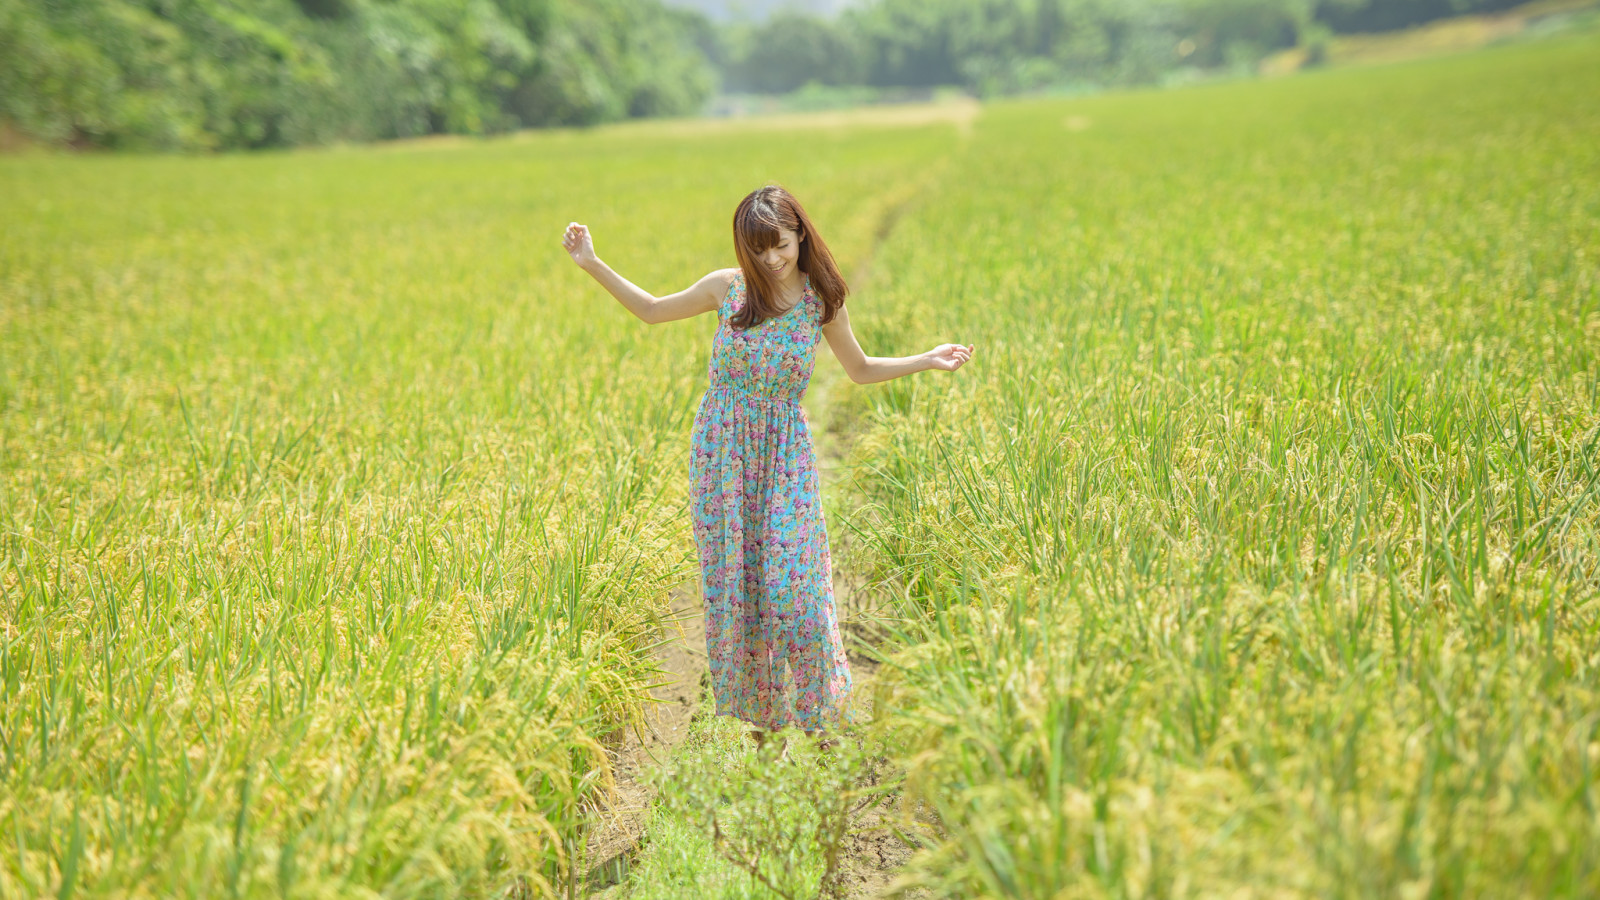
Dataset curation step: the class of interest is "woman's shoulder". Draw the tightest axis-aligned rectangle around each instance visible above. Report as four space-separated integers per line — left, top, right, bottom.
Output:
718 268 745 296
690 267 739 297
703 268 742 316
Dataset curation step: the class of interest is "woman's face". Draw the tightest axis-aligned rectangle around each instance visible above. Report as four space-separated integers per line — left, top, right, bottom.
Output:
759 227 803 283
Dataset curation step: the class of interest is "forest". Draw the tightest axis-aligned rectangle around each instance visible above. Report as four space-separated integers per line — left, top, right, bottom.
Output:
0 0 1533 150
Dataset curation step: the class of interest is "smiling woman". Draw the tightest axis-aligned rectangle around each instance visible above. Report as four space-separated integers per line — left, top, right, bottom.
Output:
562 183 974 748
728 186 848 328
0 99 987 895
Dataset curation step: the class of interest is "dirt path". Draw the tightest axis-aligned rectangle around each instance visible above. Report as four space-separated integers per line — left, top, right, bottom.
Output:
582 358 919 898
582 591 707 890
583 173 957 895
807 351 929 900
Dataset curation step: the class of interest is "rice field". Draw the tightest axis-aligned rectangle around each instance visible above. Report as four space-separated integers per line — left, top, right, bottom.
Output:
837 32 1600 899
0 122 957 895
2 25 1598 900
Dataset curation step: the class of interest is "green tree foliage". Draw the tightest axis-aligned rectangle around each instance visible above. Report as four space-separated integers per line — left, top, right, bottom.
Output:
716 0 1536 97
1315 0 1527 32
2 0 1548 149
0 0 712 150
507 1 713 125
716 0 1319 97
720 11 864 93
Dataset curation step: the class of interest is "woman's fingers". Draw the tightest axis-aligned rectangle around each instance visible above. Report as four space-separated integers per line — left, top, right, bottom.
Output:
562 222 591 260
934 343 974 371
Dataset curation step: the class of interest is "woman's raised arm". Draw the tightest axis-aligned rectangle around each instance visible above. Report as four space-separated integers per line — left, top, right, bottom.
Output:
822 303 974 384
563 222 730 324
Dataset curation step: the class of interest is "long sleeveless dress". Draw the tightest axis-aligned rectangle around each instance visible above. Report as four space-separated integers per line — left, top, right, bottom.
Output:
689 269 852 732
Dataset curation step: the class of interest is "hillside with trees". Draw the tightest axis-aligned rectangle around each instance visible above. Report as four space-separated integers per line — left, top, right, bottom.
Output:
0 0 714 150
0 0 1546 150
662 0 856 21
714 0 1537 95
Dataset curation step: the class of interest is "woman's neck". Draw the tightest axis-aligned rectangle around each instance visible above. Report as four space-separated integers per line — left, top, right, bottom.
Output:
774 269 805 304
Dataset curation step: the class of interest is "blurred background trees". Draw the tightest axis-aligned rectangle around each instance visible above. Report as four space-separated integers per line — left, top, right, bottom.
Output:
0 0 714 149
711 0 1537 95
0 0 1551 150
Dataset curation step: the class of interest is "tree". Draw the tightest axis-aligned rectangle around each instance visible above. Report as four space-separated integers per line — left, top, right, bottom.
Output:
723 12 861 93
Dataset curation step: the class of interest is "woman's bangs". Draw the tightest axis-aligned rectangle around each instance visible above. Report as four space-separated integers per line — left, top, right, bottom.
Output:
736 207 786 253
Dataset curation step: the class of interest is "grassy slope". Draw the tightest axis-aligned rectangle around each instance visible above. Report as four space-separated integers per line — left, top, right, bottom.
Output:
0 121 962 897
839 31 1599 898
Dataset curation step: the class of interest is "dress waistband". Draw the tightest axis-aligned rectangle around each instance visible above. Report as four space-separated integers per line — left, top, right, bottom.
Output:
706 382 804 405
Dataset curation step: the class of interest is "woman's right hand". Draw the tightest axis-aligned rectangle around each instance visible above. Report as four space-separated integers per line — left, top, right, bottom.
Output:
563 222 598 269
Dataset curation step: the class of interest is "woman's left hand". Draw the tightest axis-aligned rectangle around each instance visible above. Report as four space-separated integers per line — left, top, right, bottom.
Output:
926 343 975 372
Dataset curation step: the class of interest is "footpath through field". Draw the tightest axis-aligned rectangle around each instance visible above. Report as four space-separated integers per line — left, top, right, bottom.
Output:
598 27 1600 900
0 98 972 899
580 143 966 897
8 26 1595 898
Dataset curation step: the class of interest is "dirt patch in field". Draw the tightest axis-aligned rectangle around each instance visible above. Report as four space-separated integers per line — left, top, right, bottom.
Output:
835 796 931 899
584 588 707 890
582 563 926 899
829 534 942 900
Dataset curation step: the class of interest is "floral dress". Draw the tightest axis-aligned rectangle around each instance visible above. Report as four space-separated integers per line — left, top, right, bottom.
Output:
689 270 852 732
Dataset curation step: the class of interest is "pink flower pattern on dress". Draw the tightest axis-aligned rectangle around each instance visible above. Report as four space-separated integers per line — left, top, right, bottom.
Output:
690 270 852 732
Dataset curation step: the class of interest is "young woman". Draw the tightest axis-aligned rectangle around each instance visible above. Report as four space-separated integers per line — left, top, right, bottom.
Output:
562 185 973 748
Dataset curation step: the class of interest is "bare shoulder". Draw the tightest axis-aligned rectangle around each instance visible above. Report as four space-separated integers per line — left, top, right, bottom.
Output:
707 267 742 299
709 267 741 289
677 267 738 316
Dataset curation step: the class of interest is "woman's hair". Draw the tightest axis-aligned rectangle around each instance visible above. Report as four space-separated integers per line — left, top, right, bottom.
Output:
730 185 847 329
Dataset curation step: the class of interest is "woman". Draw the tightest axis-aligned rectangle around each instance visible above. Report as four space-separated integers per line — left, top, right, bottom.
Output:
563 184 974 748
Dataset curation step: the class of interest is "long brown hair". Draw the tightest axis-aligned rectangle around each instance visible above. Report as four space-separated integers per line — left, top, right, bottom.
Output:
730 185 848 329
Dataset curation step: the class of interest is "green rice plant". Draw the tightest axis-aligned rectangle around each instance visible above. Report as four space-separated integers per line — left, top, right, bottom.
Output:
836 32 1600 898
625 696 899 900
0 117 967 896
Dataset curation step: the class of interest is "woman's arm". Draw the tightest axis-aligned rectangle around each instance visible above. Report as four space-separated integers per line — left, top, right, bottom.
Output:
822 303 974 385
562 222 730 324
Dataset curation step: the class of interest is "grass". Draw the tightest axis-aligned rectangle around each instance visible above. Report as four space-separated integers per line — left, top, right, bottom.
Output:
1257 0 1600 75
0 119 963 896
3 24 1597 900
1322 0 1600 66
619 692 898 900
625 709 830 900
833 31 1600 899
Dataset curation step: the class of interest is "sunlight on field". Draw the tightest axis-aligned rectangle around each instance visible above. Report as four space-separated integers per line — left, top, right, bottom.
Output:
2 24 1598 900
0 116 962 896
594 96 983 140
1262 0 1600 74
840 34 1600 898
